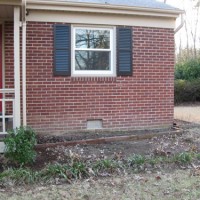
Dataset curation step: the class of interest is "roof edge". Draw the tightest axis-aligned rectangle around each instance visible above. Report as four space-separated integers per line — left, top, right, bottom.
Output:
27 0 184 18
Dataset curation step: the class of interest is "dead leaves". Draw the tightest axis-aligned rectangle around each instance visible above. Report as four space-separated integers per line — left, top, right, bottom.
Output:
155 175 162 180
190 164 200 176
153 147 168 157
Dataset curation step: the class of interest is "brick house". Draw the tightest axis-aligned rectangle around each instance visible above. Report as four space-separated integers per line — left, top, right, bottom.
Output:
0 0 182 135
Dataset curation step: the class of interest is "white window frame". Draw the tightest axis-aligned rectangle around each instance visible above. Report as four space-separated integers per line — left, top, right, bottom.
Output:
71 25 116 77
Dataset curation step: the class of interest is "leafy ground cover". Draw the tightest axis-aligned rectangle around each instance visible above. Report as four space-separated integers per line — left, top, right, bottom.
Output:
1 121 200 199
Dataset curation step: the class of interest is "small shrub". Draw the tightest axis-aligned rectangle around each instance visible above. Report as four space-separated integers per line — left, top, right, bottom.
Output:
3 127 37 165
175 58 200 80
174 79 200 104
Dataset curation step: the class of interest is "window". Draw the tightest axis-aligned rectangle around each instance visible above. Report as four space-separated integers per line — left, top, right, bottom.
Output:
54 24 132 77
72 27 115 76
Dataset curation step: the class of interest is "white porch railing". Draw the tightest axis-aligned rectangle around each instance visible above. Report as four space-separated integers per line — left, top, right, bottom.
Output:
0 89 15 134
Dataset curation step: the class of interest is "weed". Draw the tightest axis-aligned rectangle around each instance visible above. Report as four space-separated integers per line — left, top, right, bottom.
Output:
43 163 69 180
70 162 88 179
93 159 118 173
41 162 88 181
128 154 145 166
147 156 165 166
173 152 193 164
196 154 200 160
0 167 38 185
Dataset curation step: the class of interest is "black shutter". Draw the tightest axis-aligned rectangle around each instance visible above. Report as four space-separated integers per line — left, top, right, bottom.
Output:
54 24 71 76
117 27 133 76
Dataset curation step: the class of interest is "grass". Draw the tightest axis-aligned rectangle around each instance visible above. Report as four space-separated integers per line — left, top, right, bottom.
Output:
0 170 200 200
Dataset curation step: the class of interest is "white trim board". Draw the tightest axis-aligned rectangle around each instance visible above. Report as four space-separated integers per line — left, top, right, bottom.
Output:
14 6 21 128
27 11 176 29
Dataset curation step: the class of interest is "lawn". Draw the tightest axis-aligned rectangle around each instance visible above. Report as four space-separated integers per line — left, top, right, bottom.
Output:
0 170 200 200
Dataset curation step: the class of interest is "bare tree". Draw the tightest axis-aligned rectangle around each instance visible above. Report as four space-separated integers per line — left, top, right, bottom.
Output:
180 0 200 58
190 0 200 58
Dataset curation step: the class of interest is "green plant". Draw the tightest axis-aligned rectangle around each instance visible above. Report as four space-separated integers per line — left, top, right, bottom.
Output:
93 159 118 173
174 57 200 104
174 79 200 104
173 152 193 164
0 151 200 186
44 163 69 179
175 58 200 80
3 127 37 165
70 162 88 179
128 154 145 166
0 167 39 185
196 154 200 160
147 156 165 166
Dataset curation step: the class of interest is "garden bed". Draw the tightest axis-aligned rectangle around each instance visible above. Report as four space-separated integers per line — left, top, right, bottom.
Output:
0 120 200 188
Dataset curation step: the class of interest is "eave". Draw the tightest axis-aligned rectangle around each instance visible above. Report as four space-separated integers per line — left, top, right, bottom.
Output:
27 0 183 18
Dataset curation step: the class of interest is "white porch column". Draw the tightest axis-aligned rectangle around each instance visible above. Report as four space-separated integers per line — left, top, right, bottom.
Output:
22 0 27 126
22 21 27 126
14 6 21 128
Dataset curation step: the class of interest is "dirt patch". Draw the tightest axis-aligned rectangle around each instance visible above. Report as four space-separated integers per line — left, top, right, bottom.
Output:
29 122 200 170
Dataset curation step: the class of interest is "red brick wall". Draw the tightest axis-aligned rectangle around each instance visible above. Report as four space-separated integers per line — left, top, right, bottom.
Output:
4 21 175 135
0 25 2 112
4 22 15 114
5 22 14 90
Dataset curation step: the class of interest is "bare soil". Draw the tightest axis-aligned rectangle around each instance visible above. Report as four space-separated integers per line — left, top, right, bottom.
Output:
26 121 200 171
1 120 200 172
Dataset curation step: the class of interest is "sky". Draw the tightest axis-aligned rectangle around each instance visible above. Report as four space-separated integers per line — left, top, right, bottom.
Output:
157 0 200 50
158 0 181 8
157 0 186 9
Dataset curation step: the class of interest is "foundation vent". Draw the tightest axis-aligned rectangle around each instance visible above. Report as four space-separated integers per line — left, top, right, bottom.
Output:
87 120 103 130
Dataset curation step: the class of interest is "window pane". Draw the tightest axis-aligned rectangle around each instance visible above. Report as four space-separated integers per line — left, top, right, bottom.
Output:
75 51 110 70
76 29 110 49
